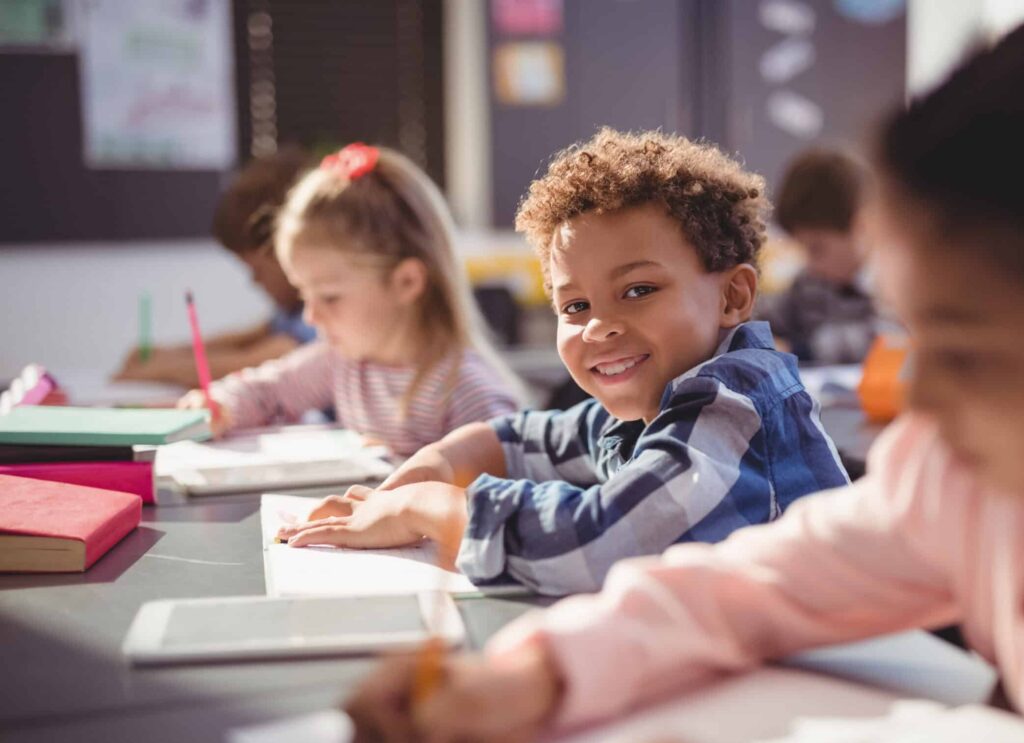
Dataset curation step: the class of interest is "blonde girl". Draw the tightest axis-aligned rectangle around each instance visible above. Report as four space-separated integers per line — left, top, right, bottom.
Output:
180 144 523 455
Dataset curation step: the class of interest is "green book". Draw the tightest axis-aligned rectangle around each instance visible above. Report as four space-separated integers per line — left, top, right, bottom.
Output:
0 407 211 446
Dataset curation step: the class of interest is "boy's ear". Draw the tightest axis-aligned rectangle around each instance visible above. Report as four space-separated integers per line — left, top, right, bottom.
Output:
719 263 758 328
390 257 429 305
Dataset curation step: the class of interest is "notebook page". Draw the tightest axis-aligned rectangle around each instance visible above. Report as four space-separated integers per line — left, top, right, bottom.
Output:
261 493 478 597
227 710 353 743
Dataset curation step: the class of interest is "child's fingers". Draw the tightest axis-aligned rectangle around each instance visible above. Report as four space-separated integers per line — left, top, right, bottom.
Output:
286 522 353 548
343 484 373 501
278 516 348 541
345 653 421 742
307 493 356 521
176 390 205 409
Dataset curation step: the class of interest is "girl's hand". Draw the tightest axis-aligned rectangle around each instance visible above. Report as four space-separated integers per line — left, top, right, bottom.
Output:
276 482 468 559
176 390 231 437
345 642 562 743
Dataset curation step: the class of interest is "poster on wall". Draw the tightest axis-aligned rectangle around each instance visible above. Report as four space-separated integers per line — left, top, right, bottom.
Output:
75 0 236 170
0 0 73 50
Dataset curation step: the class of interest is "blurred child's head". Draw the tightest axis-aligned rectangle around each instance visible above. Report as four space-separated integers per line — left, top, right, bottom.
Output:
775 148 870 285
275 144 502 389
516 128 768 423
871 24 1024 493
212 146 311 311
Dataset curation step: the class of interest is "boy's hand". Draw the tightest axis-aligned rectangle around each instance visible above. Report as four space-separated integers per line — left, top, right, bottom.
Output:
176 390 231 437
378 447 456 491
346 643 562 743
276 482 468 561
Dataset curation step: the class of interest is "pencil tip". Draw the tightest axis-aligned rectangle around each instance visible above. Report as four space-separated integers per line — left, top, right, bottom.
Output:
185 290 194 304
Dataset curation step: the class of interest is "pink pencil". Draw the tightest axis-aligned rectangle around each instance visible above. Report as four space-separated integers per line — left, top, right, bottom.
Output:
185 291 214 412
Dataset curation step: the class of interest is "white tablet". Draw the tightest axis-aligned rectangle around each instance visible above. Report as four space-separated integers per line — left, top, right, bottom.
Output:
122 592 464 665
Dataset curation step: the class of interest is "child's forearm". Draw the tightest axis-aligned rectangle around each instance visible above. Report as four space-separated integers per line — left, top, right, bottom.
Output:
384 423 506 490
432 422 507 485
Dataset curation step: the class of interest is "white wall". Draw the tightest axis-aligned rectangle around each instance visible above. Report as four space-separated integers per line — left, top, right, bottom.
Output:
907 0 1024 96
0 240 269 380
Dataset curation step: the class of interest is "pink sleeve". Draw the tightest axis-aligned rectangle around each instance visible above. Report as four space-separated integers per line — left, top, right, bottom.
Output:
442 351 521 432
210 342 335 430
487 414 965 728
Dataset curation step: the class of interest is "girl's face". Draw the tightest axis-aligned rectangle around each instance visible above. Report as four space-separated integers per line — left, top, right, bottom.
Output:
280 242 420 364
873 205 1024 494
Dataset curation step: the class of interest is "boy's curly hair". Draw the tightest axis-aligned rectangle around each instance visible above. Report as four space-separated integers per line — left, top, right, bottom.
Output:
515 128 769 290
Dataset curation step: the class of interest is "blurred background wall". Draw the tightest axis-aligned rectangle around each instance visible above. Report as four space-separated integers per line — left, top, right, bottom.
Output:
2 0 1022 381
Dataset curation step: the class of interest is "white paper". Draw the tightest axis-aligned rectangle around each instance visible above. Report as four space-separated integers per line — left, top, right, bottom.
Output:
226 710 353 743
156 426 393 495
261 494 479 597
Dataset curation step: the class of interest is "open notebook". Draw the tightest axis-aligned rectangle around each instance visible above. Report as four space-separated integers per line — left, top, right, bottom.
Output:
158 425 393 496
261 493 522 597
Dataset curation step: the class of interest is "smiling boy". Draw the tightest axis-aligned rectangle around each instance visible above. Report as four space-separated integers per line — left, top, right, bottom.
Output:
277 128 849 595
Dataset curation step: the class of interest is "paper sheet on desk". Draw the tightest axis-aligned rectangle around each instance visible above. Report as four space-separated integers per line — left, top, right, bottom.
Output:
227 710 353 743
261 493 479 597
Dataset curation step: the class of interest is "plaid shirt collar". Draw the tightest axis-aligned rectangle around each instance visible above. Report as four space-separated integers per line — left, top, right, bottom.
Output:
600 321 777 454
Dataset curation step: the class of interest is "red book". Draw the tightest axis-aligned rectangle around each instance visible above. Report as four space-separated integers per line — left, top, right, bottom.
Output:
0 460 154 504
0 474 141 573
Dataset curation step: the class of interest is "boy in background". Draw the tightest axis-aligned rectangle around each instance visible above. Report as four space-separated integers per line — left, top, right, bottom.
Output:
759 148 877 364
115 146 315 387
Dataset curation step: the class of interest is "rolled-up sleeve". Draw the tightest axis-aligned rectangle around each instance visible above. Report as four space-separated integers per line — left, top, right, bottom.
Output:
458 379 768 595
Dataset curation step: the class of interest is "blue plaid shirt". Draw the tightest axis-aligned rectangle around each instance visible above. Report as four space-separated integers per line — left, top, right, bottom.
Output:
457 321 849 595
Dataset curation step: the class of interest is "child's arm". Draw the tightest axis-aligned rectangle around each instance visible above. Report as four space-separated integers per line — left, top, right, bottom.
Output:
114 322 297 386
276 423 506 552
178 342 334 433
378 422 507 490
346 414 962 736
456 381 774 594
277 402 602 550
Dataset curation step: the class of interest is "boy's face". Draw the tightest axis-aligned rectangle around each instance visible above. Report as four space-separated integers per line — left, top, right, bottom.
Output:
873 205 1024 494
240 246 301 311
550 204 730 424
791 227 865 285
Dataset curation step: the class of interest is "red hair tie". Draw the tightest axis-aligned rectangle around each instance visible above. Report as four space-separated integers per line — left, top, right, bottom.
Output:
320 142 379 180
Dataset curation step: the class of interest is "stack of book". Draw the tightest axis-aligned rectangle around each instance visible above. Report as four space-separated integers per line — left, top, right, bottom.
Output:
0 406 211 504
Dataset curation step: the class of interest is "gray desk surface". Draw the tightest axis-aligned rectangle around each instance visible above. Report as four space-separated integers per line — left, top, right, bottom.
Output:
0 493 553 742
0 408 888 742
819 404 886 479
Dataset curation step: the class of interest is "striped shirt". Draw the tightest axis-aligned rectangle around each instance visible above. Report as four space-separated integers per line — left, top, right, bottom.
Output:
210 342 520 456
457 321 849 596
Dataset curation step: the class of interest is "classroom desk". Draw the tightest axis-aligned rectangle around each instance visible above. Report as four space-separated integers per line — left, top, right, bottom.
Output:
0 492 555 742
0 434 984 743
818 404 887 479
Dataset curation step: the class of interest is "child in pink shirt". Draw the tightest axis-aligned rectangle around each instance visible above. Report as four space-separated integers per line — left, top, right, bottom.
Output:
344 23 1024 740
179 144 523 455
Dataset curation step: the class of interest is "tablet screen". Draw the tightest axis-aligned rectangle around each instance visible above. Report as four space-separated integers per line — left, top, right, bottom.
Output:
161 595 424 648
